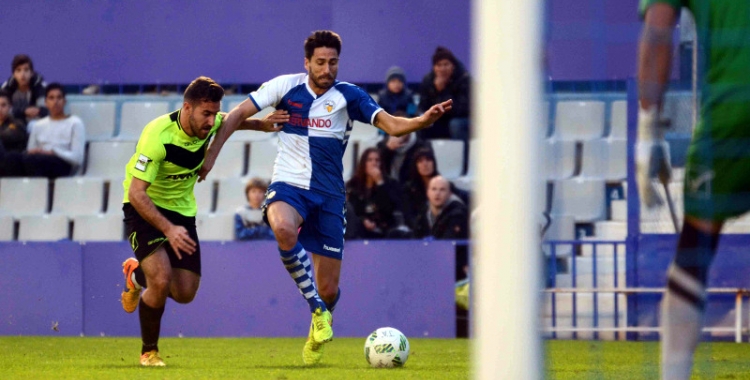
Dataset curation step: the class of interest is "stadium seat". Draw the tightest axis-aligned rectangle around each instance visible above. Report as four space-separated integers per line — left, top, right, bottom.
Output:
550 178 606 222
68 101 116 141
542 215 574 257
553 100 606 141
17 214 69 241
210 141 247 179
215 177 249 214
349 121 380 143
455 139 478 190
579 138 627 181
609 100 627 139
543 139 576 180
343 142 354 182
51 177 105 216
116 101 170 140
196 212 235 241
0 215 13 241
0 178 49 217
432 139 465 180
106 179 125 214
194 180 215 214
247 140 278 180
85 141 136 179
72 213 124 241
610 199 627 222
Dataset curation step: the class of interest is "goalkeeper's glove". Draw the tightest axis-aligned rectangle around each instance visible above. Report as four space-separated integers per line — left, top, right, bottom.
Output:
636 105 672 208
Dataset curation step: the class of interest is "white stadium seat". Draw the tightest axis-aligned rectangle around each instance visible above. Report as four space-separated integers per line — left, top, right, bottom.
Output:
117 101 171 140
0 178 49 217
68 101 116 141
349 121 380 143
215 177 249 214
550 178 606 222
553 101 606 141
542 215 574 257
85 141 136 179
73 213 124 241
0 215 13 241
432 139 465 180
543 139 576 180
18 214 69 241
51 177 105 216
247 140 278 180
210 141 247 179
194 180 215 214
343 143 354 182
196 212 235 241
579 138 627 181
609 100 627 139
106 179 125 214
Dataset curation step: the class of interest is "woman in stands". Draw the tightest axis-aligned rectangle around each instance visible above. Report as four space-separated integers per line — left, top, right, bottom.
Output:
345 147 404 239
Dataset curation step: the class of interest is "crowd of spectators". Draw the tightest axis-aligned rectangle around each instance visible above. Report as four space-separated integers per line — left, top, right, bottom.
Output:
0 55 86 179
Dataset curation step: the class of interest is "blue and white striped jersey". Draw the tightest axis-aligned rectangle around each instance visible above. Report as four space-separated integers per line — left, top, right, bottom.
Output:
249 73 382 198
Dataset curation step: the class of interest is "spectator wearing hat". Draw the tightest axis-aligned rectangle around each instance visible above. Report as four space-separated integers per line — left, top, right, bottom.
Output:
418 46 471 141
377 66 416 118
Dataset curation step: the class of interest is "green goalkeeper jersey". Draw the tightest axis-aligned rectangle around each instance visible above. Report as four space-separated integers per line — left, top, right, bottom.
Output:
640 0 750 146
122 109 223 217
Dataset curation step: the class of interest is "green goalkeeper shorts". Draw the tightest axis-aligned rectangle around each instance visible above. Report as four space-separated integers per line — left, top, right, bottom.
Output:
683 136 750 221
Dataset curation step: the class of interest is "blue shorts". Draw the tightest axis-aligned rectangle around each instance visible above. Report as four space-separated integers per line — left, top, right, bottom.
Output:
262 182 346 260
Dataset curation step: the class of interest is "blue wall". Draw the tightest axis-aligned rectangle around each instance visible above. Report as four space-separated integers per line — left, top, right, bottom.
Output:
0 0 471 85
0 241 456 338
0 0 649 85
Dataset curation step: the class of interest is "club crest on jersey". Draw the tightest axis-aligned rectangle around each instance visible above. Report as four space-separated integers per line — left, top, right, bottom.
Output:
325 100 335 113
267 190 276 200
135 154 151 172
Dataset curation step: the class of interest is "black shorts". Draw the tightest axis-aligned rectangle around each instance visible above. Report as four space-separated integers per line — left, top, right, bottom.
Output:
123 203 201 276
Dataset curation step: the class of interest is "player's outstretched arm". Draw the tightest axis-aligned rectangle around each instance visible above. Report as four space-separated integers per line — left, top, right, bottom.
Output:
128 178 196 258
374 99 453 137
198 99 260 182
636 3 678 208
236 109 289 132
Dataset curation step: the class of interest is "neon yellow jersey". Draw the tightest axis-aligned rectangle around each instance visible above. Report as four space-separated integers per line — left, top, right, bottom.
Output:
122 110 223 217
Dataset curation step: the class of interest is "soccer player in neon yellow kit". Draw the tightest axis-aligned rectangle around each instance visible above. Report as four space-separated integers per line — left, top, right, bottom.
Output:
119 76 288 366
638 2 750 378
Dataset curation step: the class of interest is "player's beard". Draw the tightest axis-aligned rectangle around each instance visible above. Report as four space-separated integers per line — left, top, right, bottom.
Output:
310 74 335 90
188 112 209 139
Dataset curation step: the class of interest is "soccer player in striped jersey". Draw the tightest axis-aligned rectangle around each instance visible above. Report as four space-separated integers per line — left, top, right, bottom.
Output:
199 30 452 365
638 2 750 378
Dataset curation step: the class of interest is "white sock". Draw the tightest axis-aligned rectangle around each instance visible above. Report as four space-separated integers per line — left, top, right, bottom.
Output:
661 265 705 380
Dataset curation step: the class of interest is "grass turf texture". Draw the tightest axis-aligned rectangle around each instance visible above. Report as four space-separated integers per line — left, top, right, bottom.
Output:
547 340 750 379
1 336 469 379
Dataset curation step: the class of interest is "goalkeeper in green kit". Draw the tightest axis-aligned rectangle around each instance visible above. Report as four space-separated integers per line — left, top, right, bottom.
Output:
638 1 750 379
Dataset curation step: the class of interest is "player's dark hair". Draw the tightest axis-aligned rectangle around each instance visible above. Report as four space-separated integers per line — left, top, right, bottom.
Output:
244 177 268 201
11 54 33 72
45 83 65 98
304 30 342 59
348 147 384 195
0 90 10 103
184 76 224 105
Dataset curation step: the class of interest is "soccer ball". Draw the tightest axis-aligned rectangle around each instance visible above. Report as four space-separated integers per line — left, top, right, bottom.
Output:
363 327 410 368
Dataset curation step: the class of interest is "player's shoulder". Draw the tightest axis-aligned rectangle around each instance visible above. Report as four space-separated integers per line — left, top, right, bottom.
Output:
266 73 307 88
141 111 179 139
333 81 369 99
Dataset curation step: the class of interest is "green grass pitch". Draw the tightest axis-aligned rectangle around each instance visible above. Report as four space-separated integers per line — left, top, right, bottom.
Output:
6 337 750 379
2 336 469 379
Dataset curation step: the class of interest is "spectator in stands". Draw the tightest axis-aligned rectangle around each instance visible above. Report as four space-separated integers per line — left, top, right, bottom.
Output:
402 146 469 229
418 46 471 141
377 131 431 185
1 54 47 125
235 177 275 240
0 90 27 152
377 66 416 118
23 83 86 178
413 175 469 239
346 147 406 238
